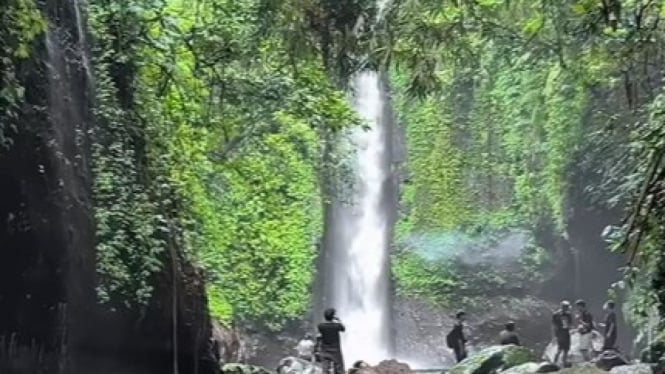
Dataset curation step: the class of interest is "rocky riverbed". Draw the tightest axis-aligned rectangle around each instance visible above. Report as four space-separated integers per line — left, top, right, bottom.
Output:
219 344 654 374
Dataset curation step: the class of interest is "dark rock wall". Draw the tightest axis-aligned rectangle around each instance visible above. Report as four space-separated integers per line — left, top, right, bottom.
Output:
0 1 216 373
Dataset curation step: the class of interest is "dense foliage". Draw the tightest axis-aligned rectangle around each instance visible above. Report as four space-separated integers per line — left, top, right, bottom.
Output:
0 0 44 148
384 0 665 332
85 0 365 326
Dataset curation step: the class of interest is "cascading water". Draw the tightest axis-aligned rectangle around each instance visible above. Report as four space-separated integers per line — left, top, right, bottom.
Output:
317 0 396 366
320 72 395 365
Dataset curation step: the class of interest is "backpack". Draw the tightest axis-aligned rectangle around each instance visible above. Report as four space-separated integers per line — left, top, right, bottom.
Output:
446 330 455 348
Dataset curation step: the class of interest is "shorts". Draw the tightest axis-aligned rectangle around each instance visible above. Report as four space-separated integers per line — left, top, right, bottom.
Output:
557 332 571 351
579 332 592 350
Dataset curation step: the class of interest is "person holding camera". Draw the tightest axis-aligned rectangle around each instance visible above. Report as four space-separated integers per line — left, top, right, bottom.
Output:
317 308 346 374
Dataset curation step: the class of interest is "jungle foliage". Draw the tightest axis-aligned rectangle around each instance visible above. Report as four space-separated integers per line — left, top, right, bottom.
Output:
384 0 665 330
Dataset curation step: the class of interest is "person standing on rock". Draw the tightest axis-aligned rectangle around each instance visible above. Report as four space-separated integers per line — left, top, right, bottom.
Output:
601 300 617 351
296 333 316 362
318 308 345 374
446 311 468 363
499 321 520 346
552 300 573 367
575 299 595 361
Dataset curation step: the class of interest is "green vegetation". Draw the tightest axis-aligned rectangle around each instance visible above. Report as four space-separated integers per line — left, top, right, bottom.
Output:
84 0 370 326
1 0 664 338
0 0 45 147
384 0 665 332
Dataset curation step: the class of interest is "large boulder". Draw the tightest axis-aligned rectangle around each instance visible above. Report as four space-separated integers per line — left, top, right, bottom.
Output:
542 331 604 365
448 345 536 374
609 363 652 374
593 350 628 371
373 360 414 374
352 359 414 374
276 357 322 374
500 362 559 373
222 363 274 374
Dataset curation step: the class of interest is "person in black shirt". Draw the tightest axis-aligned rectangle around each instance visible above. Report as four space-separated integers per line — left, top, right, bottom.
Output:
575 299 595 361
552 300 573 367
446 311 468 362
499 321 520 346
317 308 345 374
601 301 617 350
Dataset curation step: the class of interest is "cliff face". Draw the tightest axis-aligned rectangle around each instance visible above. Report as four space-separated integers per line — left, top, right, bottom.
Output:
0 0 96 371
0 1 216 373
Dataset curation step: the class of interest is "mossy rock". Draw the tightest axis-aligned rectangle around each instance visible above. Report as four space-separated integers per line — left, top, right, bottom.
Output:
448 345 536 374
222 363 274 374
500 362 559 374
500 363 540 374
556 364 608 374
609 364 652 374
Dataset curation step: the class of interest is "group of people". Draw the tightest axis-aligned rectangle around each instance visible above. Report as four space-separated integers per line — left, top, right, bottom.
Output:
551 299 617 367
295 300 618 372
445 299 618 367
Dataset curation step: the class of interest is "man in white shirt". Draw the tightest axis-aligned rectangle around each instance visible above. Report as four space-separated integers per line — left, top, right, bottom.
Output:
296 333 316 362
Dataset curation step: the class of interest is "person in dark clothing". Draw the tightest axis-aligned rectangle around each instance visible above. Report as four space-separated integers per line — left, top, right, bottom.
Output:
317 308 345 374
499 321 520 346
446 312 468 363
601 301 617 350
576 299 595 361
552 300 573 367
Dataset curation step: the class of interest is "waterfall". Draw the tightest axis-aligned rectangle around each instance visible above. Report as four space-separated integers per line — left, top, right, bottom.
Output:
321 71 395 365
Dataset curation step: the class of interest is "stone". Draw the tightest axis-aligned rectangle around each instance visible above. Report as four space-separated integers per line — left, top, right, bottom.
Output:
448 345 536 374
609 363 652 374
373 360 414 374
555 364 609 374
534 363 560 373
594 350 629 371
500 362 559 374
353 359 414 374
222 363 274 374
276 357 322 374
500 362 540 374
